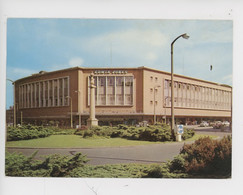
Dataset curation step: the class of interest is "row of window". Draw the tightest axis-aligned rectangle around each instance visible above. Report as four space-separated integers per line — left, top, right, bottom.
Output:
88 76 134 106
164 80 231 110
18 77 69 108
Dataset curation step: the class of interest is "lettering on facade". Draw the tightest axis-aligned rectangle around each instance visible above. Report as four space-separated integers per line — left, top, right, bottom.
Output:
94 70 128 75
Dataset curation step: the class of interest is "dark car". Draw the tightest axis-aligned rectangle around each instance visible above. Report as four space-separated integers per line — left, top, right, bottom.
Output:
213 121 223 129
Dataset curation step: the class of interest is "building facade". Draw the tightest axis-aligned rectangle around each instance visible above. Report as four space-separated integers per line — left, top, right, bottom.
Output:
13 66 232 127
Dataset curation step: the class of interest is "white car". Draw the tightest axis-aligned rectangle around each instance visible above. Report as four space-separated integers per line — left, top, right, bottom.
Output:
222 121 230 127
199 121 209 127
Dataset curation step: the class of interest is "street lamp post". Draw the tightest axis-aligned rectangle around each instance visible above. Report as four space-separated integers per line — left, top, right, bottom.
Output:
66 96 73 128
7 79 16 127
171 33 189 140
153 85 161 125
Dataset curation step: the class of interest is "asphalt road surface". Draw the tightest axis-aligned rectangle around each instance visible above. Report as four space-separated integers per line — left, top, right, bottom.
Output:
6 126 231 165
7 142 188 165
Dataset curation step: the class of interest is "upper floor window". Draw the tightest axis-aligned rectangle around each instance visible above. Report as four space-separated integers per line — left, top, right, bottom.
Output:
89 75 134 106
98 77 105 86
116 77 124 86
125 77 133 86
107 77 115 86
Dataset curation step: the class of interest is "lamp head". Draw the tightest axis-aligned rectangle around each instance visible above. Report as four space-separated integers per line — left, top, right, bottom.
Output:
182 33 190 39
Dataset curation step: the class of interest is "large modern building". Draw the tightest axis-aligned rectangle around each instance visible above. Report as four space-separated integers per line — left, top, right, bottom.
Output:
13 66 232 127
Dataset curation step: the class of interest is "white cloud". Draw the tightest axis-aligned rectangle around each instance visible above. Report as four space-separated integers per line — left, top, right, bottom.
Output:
84 29 168 64
68 57 84 67
47 57 84 72
7 67 37 81
146 52 157 61
200 29 233 44
12 67 35 76
90 29 168 47
48 64 69 71
221 74 232 85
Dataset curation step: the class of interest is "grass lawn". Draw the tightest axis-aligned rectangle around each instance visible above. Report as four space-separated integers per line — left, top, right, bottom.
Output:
6 135 161 148
6 133 218 148
185 133 218 141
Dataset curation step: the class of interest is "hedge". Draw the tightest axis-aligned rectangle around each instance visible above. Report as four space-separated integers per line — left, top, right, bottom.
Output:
5 151 89 177
75 124 195 142
7 125 76 141
7 125 53 141
169 136 232 178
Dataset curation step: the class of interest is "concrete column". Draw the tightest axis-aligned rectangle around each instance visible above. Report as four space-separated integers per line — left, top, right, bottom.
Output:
62 78 65 106
43 82 45 107
114 76 117 105
57 79 60 106
52 80 55 106
87 73 98 128
26 85 29 108
123 77 125 105
39 82 41 107
30 83 33 108
34 83 36 107
47 81 50 107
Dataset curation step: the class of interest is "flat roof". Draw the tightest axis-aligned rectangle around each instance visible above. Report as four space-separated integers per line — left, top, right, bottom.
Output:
14 66 232 88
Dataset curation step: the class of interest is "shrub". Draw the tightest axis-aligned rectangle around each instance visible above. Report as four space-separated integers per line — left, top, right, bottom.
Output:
75 123 188 142
145 164 165 178
7 125 53 141
50 127 76 135
144 163 188 178
180 136 232 177
139 125 172 142
5 151 89 177
182 128 195 140
74 124 174 142
83 130 95 138
117 124 129 130
42 153 89 177
70 164 150 178
74 129 85 136
169 154 186 173
93 126 113 137
5 151 40 177
110 129 124 138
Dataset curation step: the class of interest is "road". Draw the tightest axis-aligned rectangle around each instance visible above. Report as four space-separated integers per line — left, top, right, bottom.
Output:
6 126 231 165
7 142 188 165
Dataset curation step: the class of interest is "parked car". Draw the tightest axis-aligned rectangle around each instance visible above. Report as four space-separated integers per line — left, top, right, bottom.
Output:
209 121 215 126
199 121 209 127
222 121 230 127
213 121 223 129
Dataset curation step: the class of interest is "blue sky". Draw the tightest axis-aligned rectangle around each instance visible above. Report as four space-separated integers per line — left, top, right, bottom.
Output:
6 18 233 108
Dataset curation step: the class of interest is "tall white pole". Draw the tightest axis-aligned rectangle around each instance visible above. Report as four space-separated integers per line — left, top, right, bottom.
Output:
87 73 98 128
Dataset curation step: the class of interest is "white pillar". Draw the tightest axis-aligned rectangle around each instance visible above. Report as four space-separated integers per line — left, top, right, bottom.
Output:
176 134 182 142
87 73 98 128
57 79 60 106
52 80 55 106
